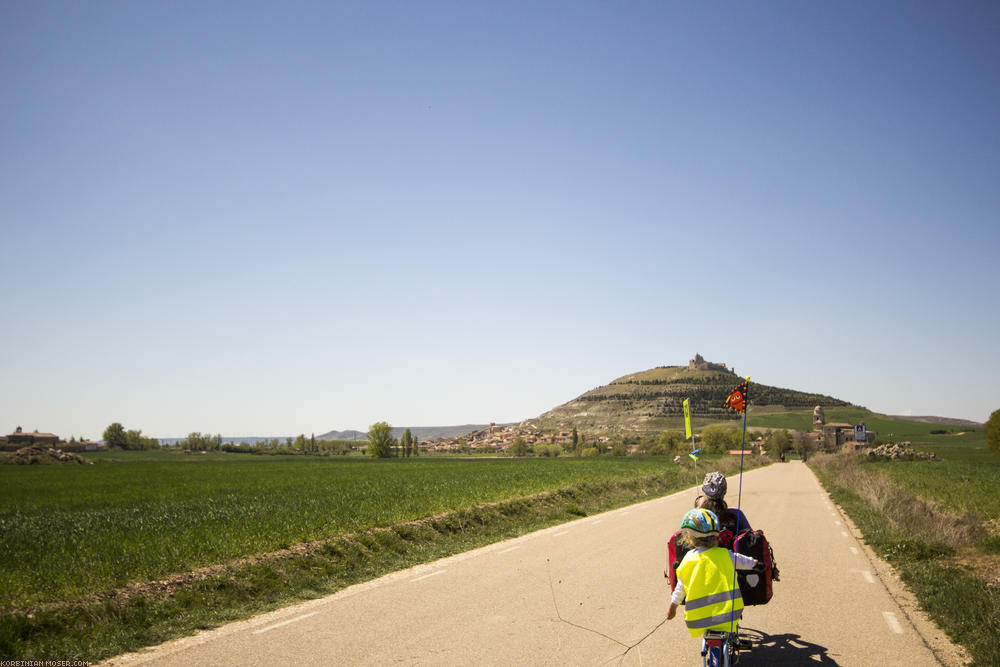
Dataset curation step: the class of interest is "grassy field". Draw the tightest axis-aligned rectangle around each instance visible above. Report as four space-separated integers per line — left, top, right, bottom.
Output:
0 451 691 608
749 406 980 437
0 450 768 661
807 425 1000 666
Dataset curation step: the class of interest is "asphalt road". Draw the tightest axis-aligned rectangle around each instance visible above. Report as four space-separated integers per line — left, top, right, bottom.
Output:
104 461 967 666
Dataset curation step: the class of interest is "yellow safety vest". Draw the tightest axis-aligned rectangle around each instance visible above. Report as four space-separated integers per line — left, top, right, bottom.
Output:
677 547 744 637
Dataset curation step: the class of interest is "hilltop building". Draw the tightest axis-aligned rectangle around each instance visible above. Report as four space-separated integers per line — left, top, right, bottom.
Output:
688 354 728 372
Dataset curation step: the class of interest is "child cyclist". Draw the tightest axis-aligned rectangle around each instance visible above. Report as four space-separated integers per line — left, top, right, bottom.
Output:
667 508 761 637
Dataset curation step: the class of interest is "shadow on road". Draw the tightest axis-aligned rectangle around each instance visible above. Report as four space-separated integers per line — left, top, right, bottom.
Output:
736 627 840 666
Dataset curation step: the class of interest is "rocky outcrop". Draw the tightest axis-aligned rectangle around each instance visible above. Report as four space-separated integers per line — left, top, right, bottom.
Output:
866 443 936 461
2 446 93 465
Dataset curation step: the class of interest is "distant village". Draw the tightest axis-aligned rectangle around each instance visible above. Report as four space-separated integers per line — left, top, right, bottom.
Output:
1 426 106 452
419 422 612 454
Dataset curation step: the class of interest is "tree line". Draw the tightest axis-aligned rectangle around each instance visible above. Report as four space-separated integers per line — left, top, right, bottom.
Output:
101 423 160 450
365 422 420 458
100 423 359 456
502 426 796 459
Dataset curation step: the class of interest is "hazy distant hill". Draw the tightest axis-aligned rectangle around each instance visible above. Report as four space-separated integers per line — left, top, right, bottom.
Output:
153 425 499 446
315 430 367 441
888 415 982 428
532 364 852 434
156 436 282 446
317 425 498 442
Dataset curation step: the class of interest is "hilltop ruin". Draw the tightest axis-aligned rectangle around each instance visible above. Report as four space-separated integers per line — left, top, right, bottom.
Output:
688 354 729 372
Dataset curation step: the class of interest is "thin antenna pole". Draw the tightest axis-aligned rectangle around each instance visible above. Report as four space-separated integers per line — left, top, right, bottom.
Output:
730 380 750 636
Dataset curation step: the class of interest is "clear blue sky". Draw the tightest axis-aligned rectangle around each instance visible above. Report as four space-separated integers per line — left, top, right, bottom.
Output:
2 1 998 439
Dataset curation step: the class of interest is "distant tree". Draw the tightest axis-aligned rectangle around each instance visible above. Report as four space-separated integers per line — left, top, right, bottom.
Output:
793 430 816 461
367 421 394 458
769 429 793 457
701 426 740 452
124 428 158 450
103 423 127 449
178 432 222 451
509 437 529 457
124 430 142 450
180 432 203 451
611 440 628 456
572 428 579 448
538 444 560 457
400 429 413 457
658 430 685 453
986 409 1000 455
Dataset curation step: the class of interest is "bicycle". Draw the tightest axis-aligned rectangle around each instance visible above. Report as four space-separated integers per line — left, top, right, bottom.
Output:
701 627 753 667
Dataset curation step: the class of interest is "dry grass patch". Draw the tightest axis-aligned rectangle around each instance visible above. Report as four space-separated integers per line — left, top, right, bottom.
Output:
812 453 980 551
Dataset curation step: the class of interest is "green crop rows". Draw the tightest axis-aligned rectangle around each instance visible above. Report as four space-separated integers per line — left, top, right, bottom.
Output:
0 454 675 608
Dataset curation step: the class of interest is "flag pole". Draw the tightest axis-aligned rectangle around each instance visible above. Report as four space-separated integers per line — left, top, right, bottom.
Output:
684 398 698 462
730 377 750 636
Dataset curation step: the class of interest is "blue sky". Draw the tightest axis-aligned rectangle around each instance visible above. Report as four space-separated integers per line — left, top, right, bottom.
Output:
2 1 998 439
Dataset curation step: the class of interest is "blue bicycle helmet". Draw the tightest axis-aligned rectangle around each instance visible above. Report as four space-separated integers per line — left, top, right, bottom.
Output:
681 508 721 535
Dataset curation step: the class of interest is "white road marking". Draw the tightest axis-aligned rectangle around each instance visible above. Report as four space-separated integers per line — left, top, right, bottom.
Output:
411 570 446 583
252 611 319 635
862 571 875 584
850 547 858 555
498 546 520 554
883 611 904 634
842 531 849 537
834 521 842 526
554 530 570 537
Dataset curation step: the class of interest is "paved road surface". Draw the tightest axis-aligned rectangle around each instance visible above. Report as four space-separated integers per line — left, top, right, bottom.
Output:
105 462 966 666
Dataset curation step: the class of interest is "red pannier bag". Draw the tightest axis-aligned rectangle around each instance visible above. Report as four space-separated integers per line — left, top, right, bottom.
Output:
666 529 776 606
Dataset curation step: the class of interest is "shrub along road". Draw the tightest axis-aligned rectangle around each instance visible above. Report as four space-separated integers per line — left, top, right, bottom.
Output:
103 462 967 666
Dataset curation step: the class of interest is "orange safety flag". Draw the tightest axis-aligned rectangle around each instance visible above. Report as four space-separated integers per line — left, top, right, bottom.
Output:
725 377 750 413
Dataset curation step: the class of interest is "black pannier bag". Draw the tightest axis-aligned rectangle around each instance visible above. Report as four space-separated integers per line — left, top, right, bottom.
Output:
732 529 775 606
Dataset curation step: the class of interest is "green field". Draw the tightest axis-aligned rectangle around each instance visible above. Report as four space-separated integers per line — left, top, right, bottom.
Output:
807 424 1000 665
1 450 771 661
811 410 998 518
866 437 999 518
0 452 687 608
752 406 999 518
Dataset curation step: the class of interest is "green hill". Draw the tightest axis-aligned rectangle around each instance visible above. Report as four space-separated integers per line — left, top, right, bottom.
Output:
532 363 853 435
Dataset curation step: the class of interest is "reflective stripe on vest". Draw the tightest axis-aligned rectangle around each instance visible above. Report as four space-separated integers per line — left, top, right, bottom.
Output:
686 608 743 629
677 547 744 637
684 588 742 612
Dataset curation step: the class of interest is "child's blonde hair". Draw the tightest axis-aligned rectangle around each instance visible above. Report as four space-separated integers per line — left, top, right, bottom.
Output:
678 527 719 550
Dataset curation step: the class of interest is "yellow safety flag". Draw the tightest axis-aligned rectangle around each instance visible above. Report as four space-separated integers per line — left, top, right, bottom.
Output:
683 398 692 440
